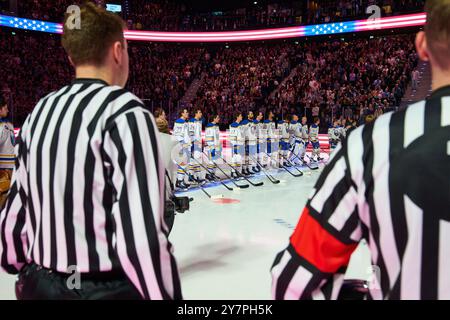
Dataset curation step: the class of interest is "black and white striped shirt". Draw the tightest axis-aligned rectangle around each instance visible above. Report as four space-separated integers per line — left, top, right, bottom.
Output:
271 85 450 300
0 78 182 300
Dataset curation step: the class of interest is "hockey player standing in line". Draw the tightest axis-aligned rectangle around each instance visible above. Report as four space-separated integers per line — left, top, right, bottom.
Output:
299 116 309 163
205 114 221 181
263 111 276 168
278 115 292 167
240 112 251 176
288 115 297 151
256 112 266 169
188 109 204 183
329 119 341 150
246 111 259 174
173 109 191 189
327 121 334 150
309 117 323 162
0 96 14 209
240 116 249 176
289 114 303 165
229 112 245 179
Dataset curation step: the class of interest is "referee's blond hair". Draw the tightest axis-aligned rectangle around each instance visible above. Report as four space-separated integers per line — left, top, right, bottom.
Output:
62 2 125 66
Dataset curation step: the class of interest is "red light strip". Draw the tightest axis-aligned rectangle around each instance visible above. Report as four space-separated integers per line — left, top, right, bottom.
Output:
123 13 425 42
355 18 426 31
124 26 305 37
356 12 426 25
124 30 306 42
355 13 426 31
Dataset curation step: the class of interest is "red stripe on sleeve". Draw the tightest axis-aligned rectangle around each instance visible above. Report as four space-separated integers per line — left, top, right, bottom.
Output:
290 207 357 274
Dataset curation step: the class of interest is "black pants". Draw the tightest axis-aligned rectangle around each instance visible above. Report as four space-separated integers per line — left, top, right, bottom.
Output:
16 264 142 300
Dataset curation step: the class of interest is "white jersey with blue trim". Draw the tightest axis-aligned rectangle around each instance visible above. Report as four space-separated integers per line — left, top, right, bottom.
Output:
328 125 333 139
279 121 290 140
301 124 309 140
173 118 191 145
290 121 302 140
189 118 202 143
263 120 275 139
309 124 319 142
0 120 15 169
205 123 220 147
229 122 244 145
247 120 258 142
257 121 267 140
241 119 250 140
330 126 341 140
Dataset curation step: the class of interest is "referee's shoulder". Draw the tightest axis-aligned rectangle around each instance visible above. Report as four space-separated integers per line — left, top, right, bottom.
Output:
102 85 145 110
100 86 153 128
34 86 69 108
344 100 426 154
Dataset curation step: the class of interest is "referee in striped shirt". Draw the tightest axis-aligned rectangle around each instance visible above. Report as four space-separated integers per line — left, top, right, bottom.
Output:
271 0 450 300
0 3 182 300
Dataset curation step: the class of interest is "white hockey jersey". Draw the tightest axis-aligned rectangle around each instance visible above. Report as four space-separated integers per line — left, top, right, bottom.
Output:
301 124 309 140
290 121 302 141
247 120 258 143
240 119 250 141
257 121 267 140
279 121 291 141
229 122 244 145
0 120 15 169
330 126 341 140
263 120 276 140
189 118 202 143
173 118 191 146
205 122 220 148
309 124 320 142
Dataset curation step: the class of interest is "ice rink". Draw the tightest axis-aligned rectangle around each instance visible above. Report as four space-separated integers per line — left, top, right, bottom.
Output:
0 159 371 300
170 160 371 299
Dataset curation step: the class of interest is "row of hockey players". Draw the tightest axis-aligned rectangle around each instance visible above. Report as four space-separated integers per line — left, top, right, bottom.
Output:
228 111 324 178
172 108 325 189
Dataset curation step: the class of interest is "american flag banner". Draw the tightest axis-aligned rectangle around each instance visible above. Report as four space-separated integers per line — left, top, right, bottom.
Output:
0 15 63 33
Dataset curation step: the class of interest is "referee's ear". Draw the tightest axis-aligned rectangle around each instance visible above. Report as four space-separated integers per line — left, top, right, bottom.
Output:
111 40 129 88
415 31 430 63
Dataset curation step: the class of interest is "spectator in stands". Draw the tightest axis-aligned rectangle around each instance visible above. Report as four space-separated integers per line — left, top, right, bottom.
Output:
155 107 170 134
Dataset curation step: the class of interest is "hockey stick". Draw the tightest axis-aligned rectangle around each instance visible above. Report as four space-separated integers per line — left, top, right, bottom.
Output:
202 151 250 189
191 156 234 191
218 155 264 187
305 152 326 164
288 140 320 170
276 152 304 176
176 165 223 199
289 149 319 171
264 151 303 177
249 155 280 184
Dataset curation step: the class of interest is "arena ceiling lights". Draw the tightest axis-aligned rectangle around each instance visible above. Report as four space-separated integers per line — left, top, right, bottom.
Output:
0 12 426 42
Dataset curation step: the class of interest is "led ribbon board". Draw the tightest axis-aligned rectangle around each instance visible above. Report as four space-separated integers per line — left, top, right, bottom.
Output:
0 15 63 33
0 12 426 42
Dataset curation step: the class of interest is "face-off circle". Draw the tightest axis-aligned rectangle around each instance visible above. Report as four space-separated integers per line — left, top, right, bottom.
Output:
212 198 240 204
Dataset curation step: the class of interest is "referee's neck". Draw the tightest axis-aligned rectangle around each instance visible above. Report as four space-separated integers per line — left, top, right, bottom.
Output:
75 66 114 87
431 67 450 92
